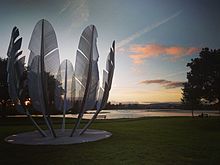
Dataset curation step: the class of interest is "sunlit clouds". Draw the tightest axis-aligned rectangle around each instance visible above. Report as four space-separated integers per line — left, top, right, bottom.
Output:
129 44 200 64
140 79 185 89
1 0 219 103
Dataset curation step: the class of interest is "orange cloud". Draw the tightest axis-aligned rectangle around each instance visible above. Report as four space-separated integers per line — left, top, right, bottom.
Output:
129 44 200 64
140 79 185 89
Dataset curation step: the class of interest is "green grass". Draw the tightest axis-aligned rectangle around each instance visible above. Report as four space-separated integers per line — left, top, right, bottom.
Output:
1 117 220 165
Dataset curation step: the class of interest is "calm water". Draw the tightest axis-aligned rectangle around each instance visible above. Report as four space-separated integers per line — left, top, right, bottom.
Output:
55 109 220 119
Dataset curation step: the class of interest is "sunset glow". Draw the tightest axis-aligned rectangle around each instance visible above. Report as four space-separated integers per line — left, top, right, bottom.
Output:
0 0 219 103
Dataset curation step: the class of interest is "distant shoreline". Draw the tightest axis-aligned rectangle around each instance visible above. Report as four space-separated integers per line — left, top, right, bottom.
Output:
4 109 220 119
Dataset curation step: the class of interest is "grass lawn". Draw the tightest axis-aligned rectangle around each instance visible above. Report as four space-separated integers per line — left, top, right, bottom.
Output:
1 116 220 165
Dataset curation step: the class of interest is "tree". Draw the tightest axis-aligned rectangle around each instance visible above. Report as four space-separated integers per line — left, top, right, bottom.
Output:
182 48 220 113
0 58 10 117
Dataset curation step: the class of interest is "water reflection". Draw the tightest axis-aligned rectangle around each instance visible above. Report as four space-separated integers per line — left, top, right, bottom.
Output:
52 109 220 119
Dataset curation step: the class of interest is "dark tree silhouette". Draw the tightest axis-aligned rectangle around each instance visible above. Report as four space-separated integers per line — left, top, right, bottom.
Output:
182 48 220 114
0 58 9 117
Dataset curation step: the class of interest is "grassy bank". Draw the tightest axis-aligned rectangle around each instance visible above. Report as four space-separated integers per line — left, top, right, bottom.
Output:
1 117 220 165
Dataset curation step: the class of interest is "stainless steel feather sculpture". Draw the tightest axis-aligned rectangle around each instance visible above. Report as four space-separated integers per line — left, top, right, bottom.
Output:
7 27 47 137
7 27 23 108
70 25 100 136
28 19 60 137
55 59 74 131
6 19 115 144
80 41 115 135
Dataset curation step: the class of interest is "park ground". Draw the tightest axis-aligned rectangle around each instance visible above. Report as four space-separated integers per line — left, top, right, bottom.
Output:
1 116 220 165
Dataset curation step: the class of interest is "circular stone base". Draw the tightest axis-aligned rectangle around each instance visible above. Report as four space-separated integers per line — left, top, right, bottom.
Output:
5 129 112 145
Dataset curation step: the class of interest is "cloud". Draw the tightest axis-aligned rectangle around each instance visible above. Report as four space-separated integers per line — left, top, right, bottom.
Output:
163 70 188 79
59 0 89 28
140 79 185 89
129 44 200 64
59 0 72 14
117 10 182 49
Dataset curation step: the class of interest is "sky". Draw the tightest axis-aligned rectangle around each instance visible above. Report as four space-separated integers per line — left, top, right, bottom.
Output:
0 0 220 103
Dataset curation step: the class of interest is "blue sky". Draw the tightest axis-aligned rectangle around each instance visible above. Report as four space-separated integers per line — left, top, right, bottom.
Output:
0 0 220 103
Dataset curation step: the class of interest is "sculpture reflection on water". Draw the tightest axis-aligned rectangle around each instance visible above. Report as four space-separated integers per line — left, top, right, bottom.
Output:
5 19 115 144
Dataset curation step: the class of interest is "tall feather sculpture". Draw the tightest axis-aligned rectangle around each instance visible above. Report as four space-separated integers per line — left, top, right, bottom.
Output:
28 19 60 137
7 27 46 137
70 25 99 136
55 59 74 131
7 20 115 140
79 41 115 135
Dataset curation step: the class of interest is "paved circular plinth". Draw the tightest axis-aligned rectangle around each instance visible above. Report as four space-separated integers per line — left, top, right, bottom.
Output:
5 129 112 145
